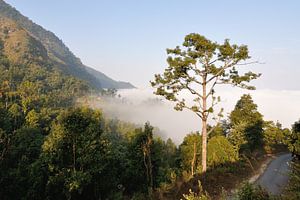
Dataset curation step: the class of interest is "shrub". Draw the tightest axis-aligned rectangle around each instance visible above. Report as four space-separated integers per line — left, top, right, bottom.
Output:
237 182 270 200
282 161 300 200
181 181 210 200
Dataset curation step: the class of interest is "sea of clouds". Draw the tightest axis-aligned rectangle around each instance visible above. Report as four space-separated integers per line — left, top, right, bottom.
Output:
90 87 300 144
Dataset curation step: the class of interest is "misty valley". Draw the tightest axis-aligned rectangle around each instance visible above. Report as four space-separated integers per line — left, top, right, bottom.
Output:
0 0 300 200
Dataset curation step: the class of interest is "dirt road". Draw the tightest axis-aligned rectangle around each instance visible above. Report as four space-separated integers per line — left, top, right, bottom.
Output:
256 153 292 195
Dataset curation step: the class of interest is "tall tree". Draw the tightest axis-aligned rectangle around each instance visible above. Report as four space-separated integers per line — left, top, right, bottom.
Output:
229 94 264 153
151 33 260 172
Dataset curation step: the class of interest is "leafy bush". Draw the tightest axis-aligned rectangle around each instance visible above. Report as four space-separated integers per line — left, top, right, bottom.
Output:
237 182 271 200
181 181 210 200
282 161 300 200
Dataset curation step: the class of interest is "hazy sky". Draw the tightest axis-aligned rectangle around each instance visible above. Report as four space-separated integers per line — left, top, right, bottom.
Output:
5 0 300 89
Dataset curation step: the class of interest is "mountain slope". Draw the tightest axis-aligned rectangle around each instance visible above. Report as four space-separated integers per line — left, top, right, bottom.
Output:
85 66 134 89
0 17 92 108
0 0 134 89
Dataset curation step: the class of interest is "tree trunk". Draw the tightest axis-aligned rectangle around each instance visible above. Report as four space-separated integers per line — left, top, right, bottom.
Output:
202 77 207 172
148 145 153 196
202 119 207 172
191 141 196 175
73 138 76 172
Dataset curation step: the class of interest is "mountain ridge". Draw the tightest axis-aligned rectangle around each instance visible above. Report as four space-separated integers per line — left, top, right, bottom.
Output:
0 0 135 89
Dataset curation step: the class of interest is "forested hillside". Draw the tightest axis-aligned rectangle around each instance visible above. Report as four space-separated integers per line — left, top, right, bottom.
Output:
0 17 90 108
0 0 134 89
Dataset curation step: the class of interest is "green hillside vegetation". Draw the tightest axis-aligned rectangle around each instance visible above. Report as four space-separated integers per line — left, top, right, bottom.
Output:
0 17 90 110
0 0 134 89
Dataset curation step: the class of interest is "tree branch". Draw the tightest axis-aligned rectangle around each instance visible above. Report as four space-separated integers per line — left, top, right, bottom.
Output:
186 84 203 99
206 61 230 83
236 61 261 66
206 77 219 98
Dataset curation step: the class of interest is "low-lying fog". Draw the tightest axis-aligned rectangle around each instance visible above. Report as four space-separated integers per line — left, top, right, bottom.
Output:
90 88 300 144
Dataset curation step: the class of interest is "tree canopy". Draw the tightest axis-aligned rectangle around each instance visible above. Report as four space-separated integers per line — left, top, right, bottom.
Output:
151 33 260 172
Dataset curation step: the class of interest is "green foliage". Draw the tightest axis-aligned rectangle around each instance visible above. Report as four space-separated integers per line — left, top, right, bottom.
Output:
207 136 238 167
181 181 210 200
208 123 227 139
282 160 300 200
0 127 44 199
0 111 177 200
0 128 10 161
42 107 105 199
151 33 260 120
0 104 12 132
179 132 202 173
179 133 238 173
229 94 264 153
236 182 271 200
263 121 286 153
8 103 23 128
25 109 40 128
287 119 300 158
0 30 91 113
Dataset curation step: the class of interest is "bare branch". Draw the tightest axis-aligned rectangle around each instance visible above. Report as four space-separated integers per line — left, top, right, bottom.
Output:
208 59 218 65
207 77 219 98
236 61 262 66
207 122 220 136
182 105 203 119
207 109 223 135
186 85 203 99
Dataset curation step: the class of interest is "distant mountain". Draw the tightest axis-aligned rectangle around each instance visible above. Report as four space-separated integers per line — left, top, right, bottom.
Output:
0 0 135 89
85 67 134 89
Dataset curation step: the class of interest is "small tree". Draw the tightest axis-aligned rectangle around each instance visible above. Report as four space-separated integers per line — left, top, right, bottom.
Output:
151 33 260 172
288 119 300 158
263 121 285 153
179 132 202 175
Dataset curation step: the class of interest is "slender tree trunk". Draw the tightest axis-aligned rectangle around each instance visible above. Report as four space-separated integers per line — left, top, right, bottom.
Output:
148 145 153 195
202 118 207 172
143 149 149 184
191 141 196 175
202 77 207 172
73 138 76 172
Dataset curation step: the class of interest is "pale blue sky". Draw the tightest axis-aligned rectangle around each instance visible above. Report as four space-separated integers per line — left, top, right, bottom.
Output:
5 0 300 89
